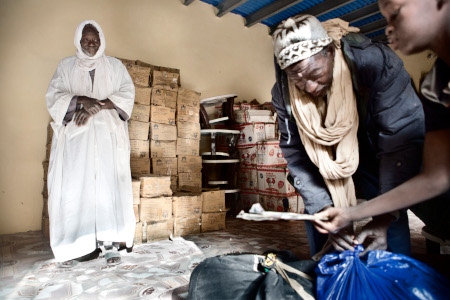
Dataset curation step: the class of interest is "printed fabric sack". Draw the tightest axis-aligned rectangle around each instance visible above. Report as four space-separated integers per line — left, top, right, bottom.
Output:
316 245 450 300
188 252 318 300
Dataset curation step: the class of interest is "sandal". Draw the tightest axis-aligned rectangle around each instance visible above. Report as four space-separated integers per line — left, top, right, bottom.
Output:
57 259 79 268
104 250 122 266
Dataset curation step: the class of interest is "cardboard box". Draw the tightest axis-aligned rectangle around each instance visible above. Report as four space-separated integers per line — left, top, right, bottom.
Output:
139 196 173 221
237 166 258 192
172 192 202 217
139 175 172 198
135 86 151 106
46 122 53 145
170 175 178 193
232 123 266 148
177 88 201 109
173 215 201 236
42 217 50 240
117 57 135 66
177 103 199 124
177 121 201 140
239 191 260 212
178 172 202 192
234 109 276 124
130 103 151 122
42 197 48 218
257 167 296 197
130 158 150 176
150 105 176 125
149 122 177 141
132 179 141 205
134 204 140 222
45 143 51 161
258 194 299 213
201 212 226 232
128 120 150 140
150 140 177 158
135 60 181 87
146 218 174 242
202 190 226 212
240 101 261 110
264 123 276 140
130 139 149 159
257 140 287 168
42 180 48 198
134 222 143 245
125 64 151 87
151 157 177 176
151 86 178 109
261 101 276 113
177 138 200 156
177 155 202 173
42 161 49 181
152 70 179 89
238 146 257 166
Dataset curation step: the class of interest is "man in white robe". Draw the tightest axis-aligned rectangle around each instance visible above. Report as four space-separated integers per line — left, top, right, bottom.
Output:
46 20 135 266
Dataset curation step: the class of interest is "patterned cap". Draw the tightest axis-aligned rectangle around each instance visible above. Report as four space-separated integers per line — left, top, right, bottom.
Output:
272 14 333 69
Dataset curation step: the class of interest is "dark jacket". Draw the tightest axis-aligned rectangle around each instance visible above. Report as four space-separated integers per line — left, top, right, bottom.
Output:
271 33 425 214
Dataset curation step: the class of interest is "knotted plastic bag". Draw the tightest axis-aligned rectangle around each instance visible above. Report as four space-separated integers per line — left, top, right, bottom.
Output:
316 245 450 300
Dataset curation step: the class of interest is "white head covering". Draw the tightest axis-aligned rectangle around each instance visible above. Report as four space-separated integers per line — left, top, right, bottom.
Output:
74 20 106 71
71 20 113 100
272 14 333 70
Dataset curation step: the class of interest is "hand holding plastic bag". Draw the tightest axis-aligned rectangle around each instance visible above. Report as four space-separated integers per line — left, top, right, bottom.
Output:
316 245 450 300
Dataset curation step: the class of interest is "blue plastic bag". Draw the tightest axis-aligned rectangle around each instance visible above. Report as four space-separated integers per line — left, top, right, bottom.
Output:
316 245 450 300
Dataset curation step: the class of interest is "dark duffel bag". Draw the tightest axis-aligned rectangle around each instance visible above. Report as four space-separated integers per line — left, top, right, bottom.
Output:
188 253 318 300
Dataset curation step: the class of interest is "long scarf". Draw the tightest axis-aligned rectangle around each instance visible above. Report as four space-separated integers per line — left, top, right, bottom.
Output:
289 19 360 208
71 20 113 100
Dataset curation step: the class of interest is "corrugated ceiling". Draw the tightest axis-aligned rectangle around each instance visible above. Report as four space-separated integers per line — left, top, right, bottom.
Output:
183 0 387 42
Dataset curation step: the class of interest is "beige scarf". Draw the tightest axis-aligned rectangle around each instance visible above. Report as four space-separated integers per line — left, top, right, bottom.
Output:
289 19 360 208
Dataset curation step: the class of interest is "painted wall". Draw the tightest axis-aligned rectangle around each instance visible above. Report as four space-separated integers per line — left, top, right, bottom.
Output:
0 0 435 235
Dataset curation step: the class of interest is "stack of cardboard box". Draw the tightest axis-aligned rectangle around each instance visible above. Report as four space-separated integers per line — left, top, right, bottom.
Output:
200 190 227 232
41 124 52 240
229 101 305 214
137 175 173 243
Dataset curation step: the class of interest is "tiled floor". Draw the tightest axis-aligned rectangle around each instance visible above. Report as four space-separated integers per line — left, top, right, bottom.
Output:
1 211 449 299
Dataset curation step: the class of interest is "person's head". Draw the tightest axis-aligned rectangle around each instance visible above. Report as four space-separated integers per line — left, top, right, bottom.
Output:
272 14 335 98
74 20 106 59
379 0 449 56
81 24 100 57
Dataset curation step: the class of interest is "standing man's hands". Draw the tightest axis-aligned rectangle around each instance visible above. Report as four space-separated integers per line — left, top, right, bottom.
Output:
74 97 115 126
74 108 92 126
78 96 104 115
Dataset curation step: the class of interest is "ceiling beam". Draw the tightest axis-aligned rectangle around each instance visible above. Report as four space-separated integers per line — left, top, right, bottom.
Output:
340 2 380 23
371 34 388 43
183 0 195 6
217 0 249 17
359 18 387 35
301 0 355 18
245 0 304 27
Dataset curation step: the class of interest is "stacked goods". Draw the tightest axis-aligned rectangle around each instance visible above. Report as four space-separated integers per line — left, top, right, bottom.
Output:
120 58 202 194
138 175 173 243
120 59 152 176
41 123 53 240
228 101 304 213
201 190 226 232
176 88 202 192
172 192 202 236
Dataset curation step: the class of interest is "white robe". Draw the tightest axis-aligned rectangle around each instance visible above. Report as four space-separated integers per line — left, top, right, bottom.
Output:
46 55 136 262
